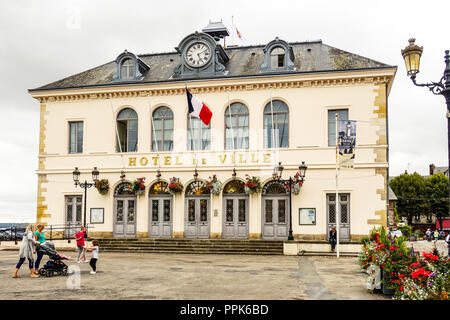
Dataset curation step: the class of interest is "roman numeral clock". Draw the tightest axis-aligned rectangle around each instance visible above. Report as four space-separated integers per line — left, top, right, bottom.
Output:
174 31 229 78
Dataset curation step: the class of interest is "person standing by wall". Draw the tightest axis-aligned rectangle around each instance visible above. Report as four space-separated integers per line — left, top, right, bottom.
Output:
329 227 337 252
13 224 39 278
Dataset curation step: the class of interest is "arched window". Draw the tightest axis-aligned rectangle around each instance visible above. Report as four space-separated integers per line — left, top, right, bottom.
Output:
117 108 138 152
152 107 174 151
223 180 246 194
188 115 211 150
121 59 134 79
185 181 210 196
264 100 289 148
270 47 285 68
149 181 170 195
225 102 249 150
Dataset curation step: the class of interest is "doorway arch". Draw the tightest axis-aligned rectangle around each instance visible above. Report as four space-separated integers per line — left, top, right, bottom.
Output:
113 182 137 238
148 181 172 238
184 180 211 239
261 180 289 240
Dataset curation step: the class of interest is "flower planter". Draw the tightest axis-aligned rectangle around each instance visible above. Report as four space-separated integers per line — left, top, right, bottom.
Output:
381 267 395 296
244 186 256 195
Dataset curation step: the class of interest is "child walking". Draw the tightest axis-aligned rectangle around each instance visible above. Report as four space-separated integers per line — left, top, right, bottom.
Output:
86 240 99 275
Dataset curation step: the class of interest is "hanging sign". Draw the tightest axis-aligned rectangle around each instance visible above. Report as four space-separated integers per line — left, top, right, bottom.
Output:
338 120 356 169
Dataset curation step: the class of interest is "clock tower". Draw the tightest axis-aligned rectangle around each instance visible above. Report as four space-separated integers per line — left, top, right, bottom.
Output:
173 25 230 79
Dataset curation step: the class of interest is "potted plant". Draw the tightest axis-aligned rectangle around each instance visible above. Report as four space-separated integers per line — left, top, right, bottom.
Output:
168 177 183 195
130 177 146 196
206 175 222 195
244 175 262 195
95 179 110 195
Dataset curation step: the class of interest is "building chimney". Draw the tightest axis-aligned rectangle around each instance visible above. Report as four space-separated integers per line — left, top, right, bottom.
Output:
429 163 435 176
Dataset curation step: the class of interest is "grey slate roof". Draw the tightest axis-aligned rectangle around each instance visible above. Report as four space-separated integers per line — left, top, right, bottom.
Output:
388 186 398 201
30 40 394 92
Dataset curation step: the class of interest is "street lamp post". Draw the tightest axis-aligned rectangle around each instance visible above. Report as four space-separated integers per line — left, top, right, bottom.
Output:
72 167 100 227
273 161 307 240
401 39 450 220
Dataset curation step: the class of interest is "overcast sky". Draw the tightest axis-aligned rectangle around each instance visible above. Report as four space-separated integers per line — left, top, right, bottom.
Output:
0 0 449 223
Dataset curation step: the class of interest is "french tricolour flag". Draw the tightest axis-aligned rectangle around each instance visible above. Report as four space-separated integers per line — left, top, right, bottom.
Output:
186 88 212 126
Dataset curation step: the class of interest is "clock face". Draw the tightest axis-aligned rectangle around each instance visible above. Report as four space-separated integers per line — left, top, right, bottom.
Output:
185 42 211 68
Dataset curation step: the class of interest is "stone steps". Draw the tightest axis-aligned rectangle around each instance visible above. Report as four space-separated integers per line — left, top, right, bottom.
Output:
94 238 284 255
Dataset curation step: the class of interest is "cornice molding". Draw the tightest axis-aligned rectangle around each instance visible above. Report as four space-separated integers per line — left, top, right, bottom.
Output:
31 75 393 103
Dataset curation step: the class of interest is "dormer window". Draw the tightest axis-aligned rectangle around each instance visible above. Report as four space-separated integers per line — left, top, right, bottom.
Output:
113 50 150 82
271 47 286 68
261 37 295 73
121 59 135 79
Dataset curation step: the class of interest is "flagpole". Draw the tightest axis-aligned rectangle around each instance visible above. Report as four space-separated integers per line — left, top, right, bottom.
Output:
227 88 236 165
149 94 160 169
186 84 197 168
269 86 276 149
231 16 234 46
335 113 340 259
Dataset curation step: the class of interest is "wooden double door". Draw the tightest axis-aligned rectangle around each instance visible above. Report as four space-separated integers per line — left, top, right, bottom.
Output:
149 196 172 238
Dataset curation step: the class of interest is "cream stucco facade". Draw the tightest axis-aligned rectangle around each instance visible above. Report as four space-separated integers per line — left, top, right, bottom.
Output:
30 66 396 242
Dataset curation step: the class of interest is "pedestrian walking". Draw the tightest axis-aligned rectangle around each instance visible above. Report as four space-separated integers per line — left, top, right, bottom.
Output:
33 224 46 275
329 227 337 252
13 224 39 278
85 240 99 274
433 230 439 242
425 228 432 242
74 226 88 263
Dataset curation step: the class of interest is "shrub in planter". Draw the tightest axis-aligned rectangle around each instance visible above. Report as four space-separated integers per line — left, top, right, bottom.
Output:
244 175 262 195
130 177 146 196
205 175 222 195
168 177 183 195
95 179 110 195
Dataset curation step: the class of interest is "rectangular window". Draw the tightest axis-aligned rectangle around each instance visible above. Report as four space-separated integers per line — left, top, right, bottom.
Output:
326 193 350 225
328 109 348 146
69 122 83 153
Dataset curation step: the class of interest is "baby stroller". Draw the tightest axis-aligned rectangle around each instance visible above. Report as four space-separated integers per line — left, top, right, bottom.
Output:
38 242 69 277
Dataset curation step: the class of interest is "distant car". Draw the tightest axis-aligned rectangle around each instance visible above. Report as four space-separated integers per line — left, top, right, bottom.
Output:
389 230 403 238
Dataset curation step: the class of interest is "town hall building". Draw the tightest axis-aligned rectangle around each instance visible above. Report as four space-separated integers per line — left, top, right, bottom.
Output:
29 22 397 243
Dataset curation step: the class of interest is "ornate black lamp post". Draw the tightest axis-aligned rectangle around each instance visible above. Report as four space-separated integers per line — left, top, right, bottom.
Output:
401 39 450 217
273 161 307 240
72 167 100 227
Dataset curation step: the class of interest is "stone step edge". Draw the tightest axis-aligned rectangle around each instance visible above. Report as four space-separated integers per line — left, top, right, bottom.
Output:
100 250 283 255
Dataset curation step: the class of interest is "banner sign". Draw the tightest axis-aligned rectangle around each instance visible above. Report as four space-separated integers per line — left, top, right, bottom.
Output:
338 120 356 169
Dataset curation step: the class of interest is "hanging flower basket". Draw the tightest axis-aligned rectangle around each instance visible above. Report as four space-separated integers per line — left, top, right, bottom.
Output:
168 177 183 195
285 172 303 195
244 175 262 195
95 179 110 195
130 177 146 196
206 175 222 195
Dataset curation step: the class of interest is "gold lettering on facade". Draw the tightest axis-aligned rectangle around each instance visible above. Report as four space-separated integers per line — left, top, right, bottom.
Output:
251 153 259 163
193 158 198 165
231 154 235 164
152 157 159 166
218 155 227 164
263 153 271 163
239 154 246 163
129 157 137 166
164 156 171 165
140 157 148 166
175 156 182 165
202 158 206 165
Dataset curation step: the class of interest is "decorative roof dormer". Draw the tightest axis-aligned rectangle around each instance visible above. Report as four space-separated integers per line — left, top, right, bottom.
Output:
261 37 296 73
113 50 150 82
173 31 229 79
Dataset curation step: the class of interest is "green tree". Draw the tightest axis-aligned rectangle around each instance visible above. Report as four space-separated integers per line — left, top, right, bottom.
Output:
425 173 449 231
390 172 427 225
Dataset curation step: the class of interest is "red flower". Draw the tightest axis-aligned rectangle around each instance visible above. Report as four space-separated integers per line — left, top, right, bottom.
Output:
389 246 397 250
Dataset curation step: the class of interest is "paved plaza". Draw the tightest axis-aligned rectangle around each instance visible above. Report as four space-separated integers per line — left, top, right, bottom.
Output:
0 240 446 300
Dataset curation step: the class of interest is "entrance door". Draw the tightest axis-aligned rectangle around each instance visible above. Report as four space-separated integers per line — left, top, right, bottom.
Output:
223 197 248 239
263 197 289 239
185 197 210 238
114 198 137 238
326 193 350 241
65 195 82 238
149 197 172 238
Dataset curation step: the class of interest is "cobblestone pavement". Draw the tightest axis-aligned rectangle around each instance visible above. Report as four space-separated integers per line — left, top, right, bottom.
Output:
0 240 446 300
0 251 385 300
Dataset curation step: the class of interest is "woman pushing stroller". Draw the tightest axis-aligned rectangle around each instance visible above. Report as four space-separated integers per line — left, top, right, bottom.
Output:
13 224 39 278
